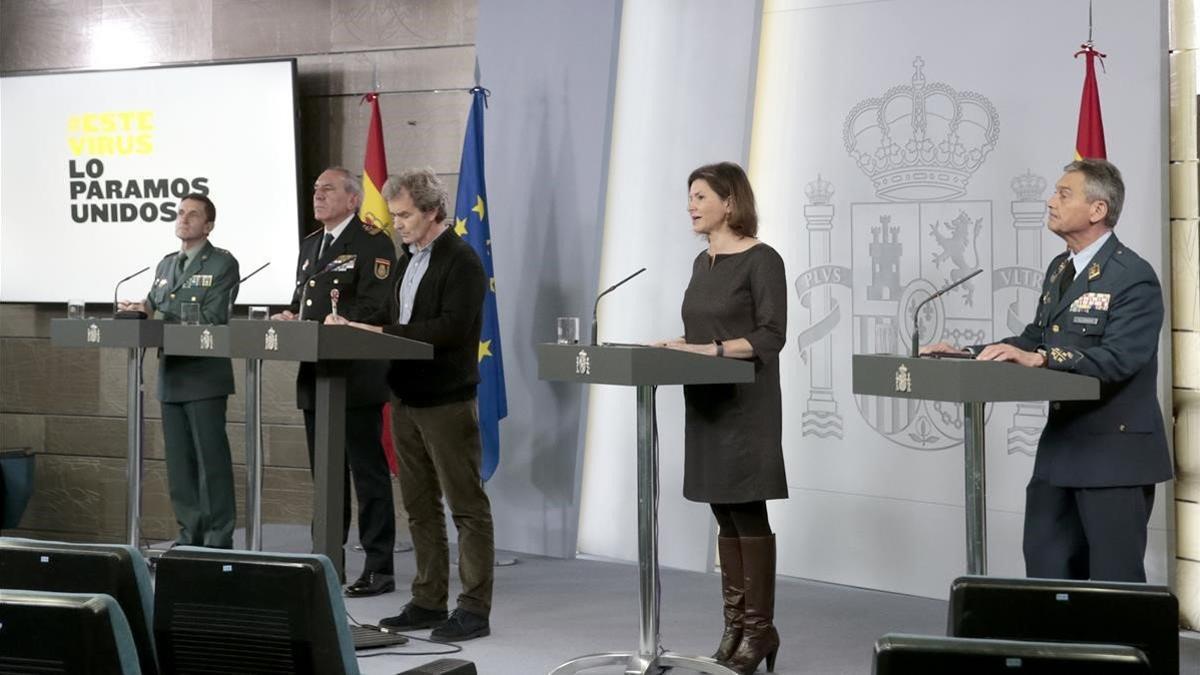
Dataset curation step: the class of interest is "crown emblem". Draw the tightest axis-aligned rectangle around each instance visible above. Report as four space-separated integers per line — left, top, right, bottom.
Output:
843 57 999 202
805 174 835 205
1010 170 1047 201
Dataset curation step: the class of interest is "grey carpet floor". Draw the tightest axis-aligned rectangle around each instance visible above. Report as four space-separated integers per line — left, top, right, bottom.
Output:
234 525 1200 675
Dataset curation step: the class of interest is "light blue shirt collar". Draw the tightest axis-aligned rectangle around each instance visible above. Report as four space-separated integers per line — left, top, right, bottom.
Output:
1068 229 1112 279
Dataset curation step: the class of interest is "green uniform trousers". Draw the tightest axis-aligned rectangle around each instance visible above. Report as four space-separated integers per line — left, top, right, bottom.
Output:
162 397 236 548
390 397 494 617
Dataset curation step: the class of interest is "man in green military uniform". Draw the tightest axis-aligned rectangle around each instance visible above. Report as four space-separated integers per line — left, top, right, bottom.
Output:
120 193 240 548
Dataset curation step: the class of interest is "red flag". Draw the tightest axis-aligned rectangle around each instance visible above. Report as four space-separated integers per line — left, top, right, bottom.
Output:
1074 44 1107 160
360 93 398 474
359 92 392 234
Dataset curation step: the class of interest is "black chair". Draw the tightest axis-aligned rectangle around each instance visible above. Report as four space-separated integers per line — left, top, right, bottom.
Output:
0 536 158 675
948 575 1179 675
874 633 1151 674
153 547 361 675
0 589 142 674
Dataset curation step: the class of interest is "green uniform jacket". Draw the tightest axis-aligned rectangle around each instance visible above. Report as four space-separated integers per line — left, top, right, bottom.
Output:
146 240 240 403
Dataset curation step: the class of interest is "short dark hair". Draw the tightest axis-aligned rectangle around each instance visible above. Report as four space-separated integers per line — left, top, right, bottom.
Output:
1062 158 1124 227
181 193 216 223
687 162 758 237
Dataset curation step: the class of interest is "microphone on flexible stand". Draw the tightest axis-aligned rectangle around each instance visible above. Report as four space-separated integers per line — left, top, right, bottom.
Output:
910 268 983 357
591 267 647 345
227 261 271 321
112 267 151 319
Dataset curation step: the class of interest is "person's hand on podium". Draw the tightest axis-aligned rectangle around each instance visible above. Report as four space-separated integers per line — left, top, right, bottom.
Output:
323 313 382 333
118 300 147 314
919 341 969 356
271 309 297 321
976 343 1046 368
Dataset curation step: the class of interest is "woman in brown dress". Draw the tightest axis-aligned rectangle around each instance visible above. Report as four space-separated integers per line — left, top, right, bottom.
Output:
660 162 787 674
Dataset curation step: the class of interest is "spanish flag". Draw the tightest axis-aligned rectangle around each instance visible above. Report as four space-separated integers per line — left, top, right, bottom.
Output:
359 92 392 234
1074 43 1107 160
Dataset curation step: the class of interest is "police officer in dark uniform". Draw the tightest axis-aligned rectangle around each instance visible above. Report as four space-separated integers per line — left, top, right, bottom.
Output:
273 167 398 595
924 159 1172 582
120 192 240 549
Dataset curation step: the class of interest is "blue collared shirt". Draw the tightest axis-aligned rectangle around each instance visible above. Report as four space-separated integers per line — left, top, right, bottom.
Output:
397 239 434 325
1068 229 1113 280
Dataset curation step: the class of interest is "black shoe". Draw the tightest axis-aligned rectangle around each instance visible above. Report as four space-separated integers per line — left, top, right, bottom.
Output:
344 571 395 598
379 602 448 631
431 608 490 642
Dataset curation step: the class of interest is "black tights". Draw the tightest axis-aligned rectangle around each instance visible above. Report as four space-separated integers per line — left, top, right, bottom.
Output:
711 501 772 538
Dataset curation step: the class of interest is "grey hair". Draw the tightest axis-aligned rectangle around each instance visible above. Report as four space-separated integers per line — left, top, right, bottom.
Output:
324 166 363 201
381 168 448 222
1063 158 1124 227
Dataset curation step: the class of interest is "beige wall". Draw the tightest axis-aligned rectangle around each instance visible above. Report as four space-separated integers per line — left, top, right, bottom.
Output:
0 0 477 544
1172 0 1200 630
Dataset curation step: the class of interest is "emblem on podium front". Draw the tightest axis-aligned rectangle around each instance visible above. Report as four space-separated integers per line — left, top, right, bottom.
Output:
265 327 279 352
575 349 590 376
894 364 912 393
86 323 101 344
200 328 214 351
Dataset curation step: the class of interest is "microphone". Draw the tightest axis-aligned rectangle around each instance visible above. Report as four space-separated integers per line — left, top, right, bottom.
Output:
911 268 983 357
112 266 151 318
591 267 646 345
227 261 270 320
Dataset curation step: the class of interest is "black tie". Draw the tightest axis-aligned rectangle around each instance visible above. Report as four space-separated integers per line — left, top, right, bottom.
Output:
174 255 187 285
1057 258 1076 300
318 232 334 260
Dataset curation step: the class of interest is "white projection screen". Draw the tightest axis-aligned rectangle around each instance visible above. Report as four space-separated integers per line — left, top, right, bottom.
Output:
0 59 301 305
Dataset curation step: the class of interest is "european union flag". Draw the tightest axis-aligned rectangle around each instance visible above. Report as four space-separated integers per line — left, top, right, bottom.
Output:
455 86 506 482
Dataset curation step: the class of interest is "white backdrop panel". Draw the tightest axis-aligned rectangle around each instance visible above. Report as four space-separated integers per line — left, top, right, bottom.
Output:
0 60 300 305
577 0 763 572
751 0 1167 596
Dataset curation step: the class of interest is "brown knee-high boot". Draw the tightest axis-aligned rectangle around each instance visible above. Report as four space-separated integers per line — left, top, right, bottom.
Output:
712 536 744 661
725 535 779 674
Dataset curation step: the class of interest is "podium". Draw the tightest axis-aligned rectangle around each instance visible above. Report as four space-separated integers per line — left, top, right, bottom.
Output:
166 320 431 576
851 354 1099 575
51 318 164 548
163 322 265 550
538 343 754 675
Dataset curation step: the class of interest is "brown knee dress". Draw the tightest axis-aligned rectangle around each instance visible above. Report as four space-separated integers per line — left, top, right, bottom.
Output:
681 242 789 504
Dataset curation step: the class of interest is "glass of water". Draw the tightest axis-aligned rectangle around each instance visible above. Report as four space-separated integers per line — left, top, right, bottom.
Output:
180 303 201 325
556 316 580 344
248 306 269 321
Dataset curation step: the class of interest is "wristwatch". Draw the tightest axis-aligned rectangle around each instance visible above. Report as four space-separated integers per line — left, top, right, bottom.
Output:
714 339 724 358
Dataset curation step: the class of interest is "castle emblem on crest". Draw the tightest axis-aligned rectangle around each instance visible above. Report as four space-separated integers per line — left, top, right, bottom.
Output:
200 328 214 351
264 327 279 352
86 323 101 343
575 349 590 376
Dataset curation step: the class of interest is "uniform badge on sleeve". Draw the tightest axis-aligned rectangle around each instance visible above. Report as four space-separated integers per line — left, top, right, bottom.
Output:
375 258 391 280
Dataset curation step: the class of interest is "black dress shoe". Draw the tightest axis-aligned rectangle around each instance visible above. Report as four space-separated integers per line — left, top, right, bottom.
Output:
344 571 395 598
379 602 448 631
431 608 490 641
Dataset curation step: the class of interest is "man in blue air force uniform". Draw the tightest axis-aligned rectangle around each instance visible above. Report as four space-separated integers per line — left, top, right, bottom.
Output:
924 159 1172 582
120 192 240 548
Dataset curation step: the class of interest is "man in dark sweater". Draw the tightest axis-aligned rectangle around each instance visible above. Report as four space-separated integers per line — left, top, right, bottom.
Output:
326 168 494 641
